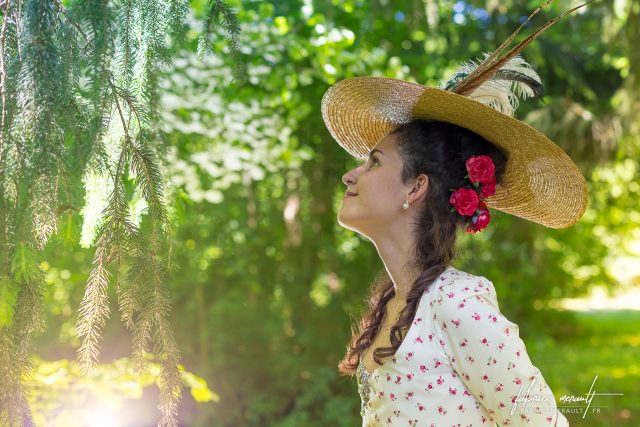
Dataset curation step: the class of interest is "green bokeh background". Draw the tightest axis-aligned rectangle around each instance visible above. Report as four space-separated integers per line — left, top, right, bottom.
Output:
25 0 640 425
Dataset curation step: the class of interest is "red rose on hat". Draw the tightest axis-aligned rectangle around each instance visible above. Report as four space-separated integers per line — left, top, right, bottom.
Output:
480 176 496 198
466 155 495 184
467 201 491 233
449 188 480 216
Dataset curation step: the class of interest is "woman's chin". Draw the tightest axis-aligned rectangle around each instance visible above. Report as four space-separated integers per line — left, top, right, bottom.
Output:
337 212 357 230
337 212 365 234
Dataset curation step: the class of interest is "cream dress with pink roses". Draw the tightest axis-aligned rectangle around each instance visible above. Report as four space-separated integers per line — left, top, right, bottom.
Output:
356 266 569 427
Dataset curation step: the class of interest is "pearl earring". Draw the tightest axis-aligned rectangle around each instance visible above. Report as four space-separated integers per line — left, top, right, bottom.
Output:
402 201 409 210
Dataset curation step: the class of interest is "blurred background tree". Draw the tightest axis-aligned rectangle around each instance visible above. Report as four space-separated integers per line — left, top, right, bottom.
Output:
1 0 639 426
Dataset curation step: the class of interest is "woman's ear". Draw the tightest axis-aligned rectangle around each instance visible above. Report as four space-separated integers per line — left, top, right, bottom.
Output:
409 174 429 203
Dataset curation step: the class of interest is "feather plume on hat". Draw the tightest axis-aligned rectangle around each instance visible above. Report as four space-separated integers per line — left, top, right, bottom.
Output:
439 0 598 117
440 53 544 117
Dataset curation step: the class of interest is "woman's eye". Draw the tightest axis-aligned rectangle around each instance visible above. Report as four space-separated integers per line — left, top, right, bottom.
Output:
370 157 380 167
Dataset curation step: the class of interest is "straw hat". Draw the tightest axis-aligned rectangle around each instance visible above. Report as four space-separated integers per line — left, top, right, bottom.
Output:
321 1 593 229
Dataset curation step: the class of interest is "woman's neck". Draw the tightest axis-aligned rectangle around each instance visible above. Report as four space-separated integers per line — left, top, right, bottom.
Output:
372 238 421 299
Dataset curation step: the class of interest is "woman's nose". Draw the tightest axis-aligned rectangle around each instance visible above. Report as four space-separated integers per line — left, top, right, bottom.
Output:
342 168 356 187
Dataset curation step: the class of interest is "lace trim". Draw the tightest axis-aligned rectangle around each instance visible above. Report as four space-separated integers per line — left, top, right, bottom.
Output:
356 361 371 417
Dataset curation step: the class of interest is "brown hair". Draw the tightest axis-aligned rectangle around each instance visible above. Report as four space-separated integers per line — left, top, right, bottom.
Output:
338 119 507 376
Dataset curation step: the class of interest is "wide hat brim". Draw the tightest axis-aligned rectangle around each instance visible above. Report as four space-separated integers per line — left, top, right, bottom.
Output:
321 76 588 229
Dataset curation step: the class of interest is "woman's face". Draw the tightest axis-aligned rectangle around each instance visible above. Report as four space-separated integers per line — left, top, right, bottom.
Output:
338 132 412 236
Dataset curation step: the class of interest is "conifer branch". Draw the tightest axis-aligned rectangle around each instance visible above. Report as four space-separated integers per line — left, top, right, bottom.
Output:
197 0 247 83
76 244 112 372
1 0 242 424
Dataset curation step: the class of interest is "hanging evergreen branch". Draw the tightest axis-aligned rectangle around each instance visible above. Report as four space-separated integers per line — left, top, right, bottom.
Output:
0 0 246 425
198 0 247 83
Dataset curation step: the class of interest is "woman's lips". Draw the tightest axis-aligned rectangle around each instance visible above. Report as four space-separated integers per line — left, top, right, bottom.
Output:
345 192 358 197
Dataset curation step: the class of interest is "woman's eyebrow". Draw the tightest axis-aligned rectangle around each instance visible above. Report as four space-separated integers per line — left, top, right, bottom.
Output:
368 148 384 160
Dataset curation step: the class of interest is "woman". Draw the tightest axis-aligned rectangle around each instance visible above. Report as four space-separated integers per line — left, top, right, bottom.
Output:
321 2 593 426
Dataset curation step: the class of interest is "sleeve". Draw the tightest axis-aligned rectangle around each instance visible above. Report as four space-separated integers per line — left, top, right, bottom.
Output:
432 278 569 426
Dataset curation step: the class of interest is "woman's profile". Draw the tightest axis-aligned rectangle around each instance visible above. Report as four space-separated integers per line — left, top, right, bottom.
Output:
321 2 593 426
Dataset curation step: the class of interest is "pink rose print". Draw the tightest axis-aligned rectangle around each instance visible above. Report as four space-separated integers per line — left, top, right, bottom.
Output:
472 313 481 320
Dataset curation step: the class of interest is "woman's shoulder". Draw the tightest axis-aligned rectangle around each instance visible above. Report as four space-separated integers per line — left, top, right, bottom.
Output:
432 266 498 306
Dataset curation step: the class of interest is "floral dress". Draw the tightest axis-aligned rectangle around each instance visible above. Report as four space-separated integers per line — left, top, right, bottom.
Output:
356 266 569 426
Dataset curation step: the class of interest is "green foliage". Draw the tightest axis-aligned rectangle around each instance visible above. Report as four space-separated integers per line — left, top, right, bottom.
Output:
1 0 639 426
526 310 640 425
0 0 244 425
